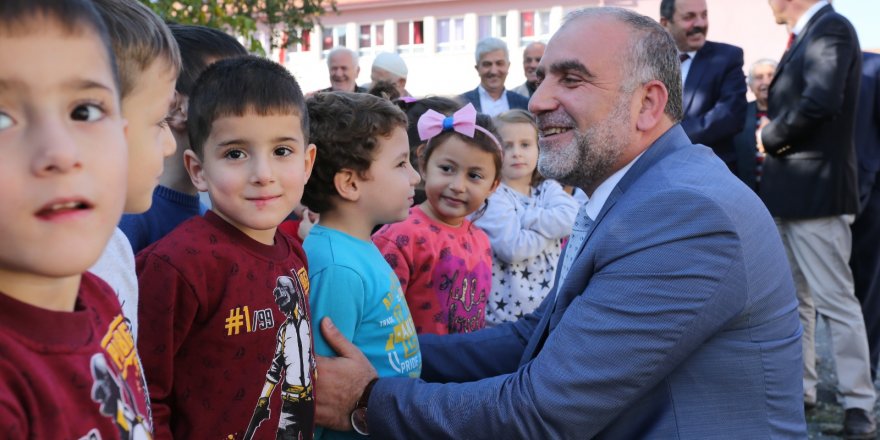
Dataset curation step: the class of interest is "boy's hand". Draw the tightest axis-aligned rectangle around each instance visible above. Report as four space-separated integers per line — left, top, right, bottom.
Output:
315 317 378 431
298 208 319 240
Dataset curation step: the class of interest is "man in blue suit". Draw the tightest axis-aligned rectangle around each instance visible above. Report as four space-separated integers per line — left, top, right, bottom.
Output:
660 0 747 173
314 7 805 439
459 37 530 117
852 51 880 380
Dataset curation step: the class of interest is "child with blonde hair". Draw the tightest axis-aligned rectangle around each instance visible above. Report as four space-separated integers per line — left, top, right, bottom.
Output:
0 0 151 436
474 109 578 324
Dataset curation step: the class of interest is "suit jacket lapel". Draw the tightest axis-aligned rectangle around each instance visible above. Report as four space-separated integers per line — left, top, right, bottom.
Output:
772 5 833 89
682 43 711 113
519 126 692 363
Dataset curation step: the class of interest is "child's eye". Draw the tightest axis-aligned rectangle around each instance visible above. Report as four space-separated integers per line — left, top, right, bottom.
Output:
469 172 484 180
158 116 171 129
225 149 246 160
70 103 105 122
397 160 409 168
274 146 292 157
0 112 13 131
439 164 453 173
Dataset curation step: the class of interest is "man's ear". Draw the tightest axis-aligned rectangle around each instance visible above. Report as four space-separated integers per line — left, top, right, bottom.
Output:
183 149 209 192
303 143 317 183
659 17 669 28
168 94 189 132
333 169 360 202
636 80 669 132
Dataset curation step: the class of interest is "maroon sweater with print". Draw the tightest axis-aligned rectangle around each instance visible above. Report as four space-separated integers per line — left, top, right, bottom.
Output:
137 211 315 440
0 273 153 439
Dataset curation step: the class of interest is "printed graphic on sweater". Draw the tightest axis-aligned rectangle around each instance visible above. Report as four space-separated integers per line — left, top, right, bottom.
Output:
433 254 492 333
244 268 315 440
84 315 152 440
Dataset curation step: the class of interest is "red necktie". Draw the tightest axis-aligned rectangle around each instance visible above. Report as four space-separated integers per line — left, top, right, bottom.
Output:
679 53 690 63
786 33 796 50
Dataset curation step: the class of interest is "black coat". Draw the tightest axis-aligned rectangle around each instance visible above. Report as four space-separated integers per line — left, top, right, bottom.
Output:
760 4 862 219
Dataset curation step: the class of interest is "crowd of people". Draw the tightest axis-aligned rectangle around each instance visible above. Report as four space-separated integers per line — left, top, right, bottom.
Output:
0 0 878 439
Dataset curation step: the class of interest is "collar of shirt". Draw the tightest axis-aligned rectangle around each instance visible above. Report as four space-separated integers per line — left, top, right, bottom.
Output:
680 50 697 83
477 85 510 117
792 0 828 36
581 151 645 220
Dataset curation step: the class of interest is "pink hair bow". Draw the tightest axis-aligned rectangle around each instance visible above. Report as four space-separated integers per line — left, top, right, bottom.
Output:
417 103 502 150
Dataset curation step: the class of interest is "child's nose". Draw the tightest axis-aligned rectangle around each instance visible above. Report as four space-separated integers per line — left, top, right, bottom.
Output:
31 117 83 176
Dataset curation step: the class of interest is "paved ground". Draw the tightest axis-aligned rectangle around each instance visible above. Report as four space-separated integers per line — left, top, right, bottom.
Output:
808 318 879 439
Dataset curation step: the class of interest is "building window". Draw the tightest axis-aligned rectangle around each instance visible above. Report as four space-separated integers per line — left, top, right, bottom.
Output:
437 17 465 53
397 20 424 54
521 10 551 44
322 26 347 52
288 29 311 53
478 14 507 40
359 23 385 54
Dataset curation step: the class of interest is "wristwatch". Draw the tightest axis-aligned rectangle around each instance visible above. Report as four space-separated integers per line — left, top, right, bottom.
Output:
351 378 378 436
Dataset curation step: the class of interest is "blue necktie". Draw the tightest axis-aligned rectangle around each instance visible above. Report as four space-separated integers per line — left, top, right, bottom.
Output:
557 205 593 290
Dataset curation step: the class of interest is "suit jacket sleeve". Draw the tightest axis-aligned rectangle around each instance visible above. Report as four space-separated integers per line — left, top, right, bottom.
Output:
762 18 858 153
368 189 748 439
682 46 748 146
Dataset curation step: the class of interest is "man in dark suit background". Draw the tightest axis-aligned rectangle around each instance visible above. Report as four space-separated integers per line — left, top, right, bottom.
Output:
852 51 880 382
660 0 747 173
761 0 875 436
732 58 777 191
459 37 529 117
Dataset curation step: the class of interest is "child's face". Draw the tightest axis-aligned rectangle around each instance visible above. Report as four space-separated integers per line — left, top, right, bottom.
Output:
420 137 499 227
358 126 421 226
0 24 127 284
498 122 539 185
121 59 177 213
186 112 316 245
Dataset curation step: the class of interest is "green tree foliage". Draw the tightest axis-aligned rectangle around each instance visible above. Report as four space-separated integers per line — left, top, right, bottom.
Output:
140 0 336 55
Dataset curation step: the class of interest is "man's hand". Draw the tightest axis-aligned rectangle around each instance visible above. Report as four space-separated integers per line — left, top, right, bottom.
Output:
315 317 378 431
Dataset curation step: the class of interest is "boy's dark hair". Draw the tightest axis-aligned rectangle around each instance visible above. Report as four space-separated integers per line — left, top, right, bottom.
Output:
0 0 119 91
367 80 401 101
92 0 181 99
187 56 308 157
168 23 248 96
302 92 408 214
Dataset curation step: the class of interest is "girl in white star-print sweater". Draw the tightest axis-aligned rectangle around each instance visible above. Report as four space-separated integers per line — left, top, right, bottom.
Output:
473 110 579 325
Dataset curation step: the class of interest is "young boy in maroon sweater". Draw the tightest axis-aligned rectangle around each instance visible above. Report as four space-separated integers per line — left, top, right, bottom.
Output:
0 1 152 438
136 56 317 439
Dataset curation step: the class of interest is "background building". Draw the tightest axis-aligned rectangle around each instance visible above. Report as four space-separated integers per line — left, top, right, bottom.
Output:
275 0 794 97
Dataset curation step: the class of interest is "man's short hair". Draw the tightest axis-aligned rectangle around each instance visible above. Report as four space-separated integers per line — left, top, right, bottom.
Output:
659 0 676 21
326 46 359 67
187 56 308 157
92 0 181 99
168 24 248 97
564 7 683 122
748 58 779 84
475 37 509 64
302 92 408 214
0 0 119 91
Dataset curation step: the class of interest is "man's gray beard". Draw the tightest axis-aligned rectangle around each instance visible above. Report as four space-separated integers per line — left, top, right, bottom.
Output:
538 99 630 191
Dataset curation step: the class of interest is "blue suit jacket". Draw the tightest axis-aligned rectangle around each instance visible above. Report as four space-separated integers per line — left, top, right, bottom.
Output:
370 125 805 439
682 41 748 163
856 52 880 205
459 86 530 113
